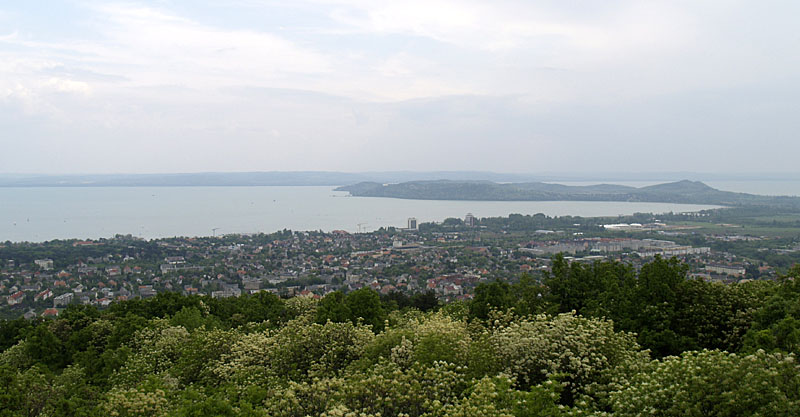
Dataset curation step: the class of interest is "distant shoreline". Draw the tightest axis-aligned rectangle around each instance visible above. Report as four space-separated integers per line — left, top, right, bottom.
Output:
3 171 800 189
335 180 800 208
0 186 719 243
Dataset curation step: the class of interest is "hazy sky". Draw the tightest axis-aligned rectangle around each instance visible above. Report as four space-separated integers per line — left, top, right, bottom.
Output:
1 1 799 174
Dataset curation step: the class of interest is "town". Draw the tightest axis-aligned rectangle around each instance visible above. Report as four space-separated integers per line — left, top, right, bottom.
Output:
3 208 795 320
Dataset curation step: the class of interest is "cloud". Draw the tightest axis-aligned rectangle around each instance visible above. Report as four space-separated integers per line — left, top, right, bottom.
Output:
1 3 332 81
1 1 799 174
316 0 693 54
89 3 333 83
0 31 18 41
0 1 339 118
44 77 91 94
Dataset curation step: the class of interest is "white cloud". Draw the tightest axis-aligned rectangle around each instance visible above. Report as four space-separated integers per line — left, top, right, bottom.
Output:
0 31 18 41
318 0 693 54
1 1 800 174
89 3 333 84
0 1 711 105
43 77 91 95
0 3 332 88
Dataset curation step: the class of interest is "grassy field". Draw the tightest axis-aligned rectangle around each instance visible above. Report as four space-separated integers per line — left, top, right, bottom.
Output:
670 220 800 238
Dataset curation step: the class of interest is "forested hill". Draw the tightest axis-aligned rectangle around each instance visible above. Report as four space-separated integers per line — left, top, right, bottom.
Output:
336 179 800 207
2 258 800 416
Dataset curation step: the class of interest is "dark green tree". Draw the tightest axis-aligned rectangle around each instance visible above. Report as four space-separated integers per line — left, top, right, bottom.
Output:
469 280 513 320
316 291 352 324
345 288 386 331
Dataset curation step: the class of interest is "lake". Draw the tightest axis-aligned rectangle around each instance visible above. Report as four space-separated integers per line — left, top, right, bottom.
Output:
0 186 725 242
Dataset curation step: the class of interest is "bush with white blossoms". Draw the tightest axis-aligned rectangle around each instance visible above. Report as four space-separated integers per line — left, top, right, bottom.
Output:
284 295 319 319
304 360 472 417
214 317 375 390
362 311 473 369
101 376 173 417
260 375 348 417
5 279 800 417
490 312 647 400
112 321 191 388
170 327 241 386
110 323 242 390
0 340 33 370
608 349 800 416
441 374 565 417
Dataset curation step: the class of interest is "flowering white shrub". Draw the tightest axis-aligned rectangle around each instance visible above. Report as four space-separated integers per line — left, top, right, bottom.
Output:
214 317 375 390
261 376 347 417
102 384 171 417
0 340 32 369
261 358 474 416
171 327 241 386
608 349 800 416
112 322 190 387
284 295 319 319
41 302 796 417
490 312 646 398
365 311 473 369
336 359 471 417
441 374 565 417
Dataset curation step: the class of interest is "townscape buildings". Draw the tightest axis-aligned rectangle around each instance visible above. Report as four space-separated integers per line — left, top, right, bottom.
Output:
0 215 778 318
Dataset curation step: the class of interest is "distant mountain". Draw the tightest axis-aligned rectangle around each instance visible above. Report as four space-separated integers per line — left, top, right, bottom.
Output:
336 180 800 208
4 171 800 187
640 180 715 193
0 171 546 187
0 172 364 187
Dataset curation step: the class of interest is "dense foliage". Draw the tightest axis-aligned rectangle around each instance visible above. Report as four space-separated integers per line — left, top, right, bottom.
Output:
1 259 799 416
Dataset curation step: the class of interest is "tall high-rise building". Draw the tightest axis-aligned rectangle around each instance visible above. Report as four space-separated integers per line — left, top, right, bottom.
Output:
407 217 418 230
464 213 476 227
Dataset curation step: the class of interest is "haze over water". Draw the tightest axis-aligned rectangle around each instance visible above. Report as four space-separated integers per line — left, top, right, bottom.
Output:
0 186 725 242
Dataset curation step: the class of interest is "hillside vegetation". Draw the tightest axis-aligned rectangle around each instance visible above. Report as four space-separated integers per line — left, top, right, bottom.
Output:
1 257 799 416
337 180 800 208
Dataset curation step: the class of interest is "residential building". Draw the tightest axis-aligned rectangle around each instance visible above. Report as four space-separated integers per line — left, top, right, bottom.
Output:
464 213 476 227
53 292 73 307
8 291 25 306
34 259 54 270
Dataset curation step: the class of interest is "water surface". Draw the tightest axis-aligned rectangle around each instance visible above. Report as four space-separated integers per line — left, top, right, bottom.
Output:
1 186 721 242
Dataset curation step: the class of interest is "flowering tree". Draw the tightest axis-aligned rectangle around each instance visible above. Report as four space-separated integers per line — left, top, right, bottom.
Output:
608 349 800 416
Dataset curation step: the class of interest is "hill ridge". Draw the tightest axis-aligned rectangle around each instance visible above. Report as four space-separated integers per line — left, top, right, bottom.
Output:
336 180 800 208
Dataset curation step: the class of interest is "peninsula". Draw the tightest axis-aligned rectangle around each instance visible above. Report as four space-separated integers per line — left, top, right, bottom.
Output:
336 180 800 208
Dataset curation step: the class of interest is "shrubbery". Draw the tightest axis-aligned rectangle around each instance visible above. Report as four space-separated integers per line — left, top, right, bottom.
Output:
2 259 800 416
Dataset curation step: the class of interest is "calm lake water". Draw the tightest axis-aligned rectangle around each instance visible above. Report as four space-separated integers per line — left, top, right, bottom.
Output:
0 186 724 242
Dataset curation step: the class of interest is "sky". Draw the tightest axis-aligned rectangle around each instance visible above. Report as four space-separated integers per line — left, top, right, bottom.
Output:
1 0 799 175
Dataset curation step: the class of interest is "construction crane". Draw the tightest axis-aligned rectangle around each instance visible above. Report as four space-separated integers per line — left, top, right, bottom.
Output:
357 223 368 233
212 228 220 237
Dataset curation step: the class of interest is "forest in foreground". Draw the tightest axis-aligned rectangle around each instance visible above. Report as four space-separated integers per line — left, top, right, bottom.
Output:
1 256 799 416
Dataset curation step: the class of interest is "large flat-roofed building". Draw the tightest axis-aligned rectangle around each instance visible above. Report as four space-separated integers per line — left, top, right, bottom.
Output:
705 264 746 277
34 259 54 270
464 213 476 227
